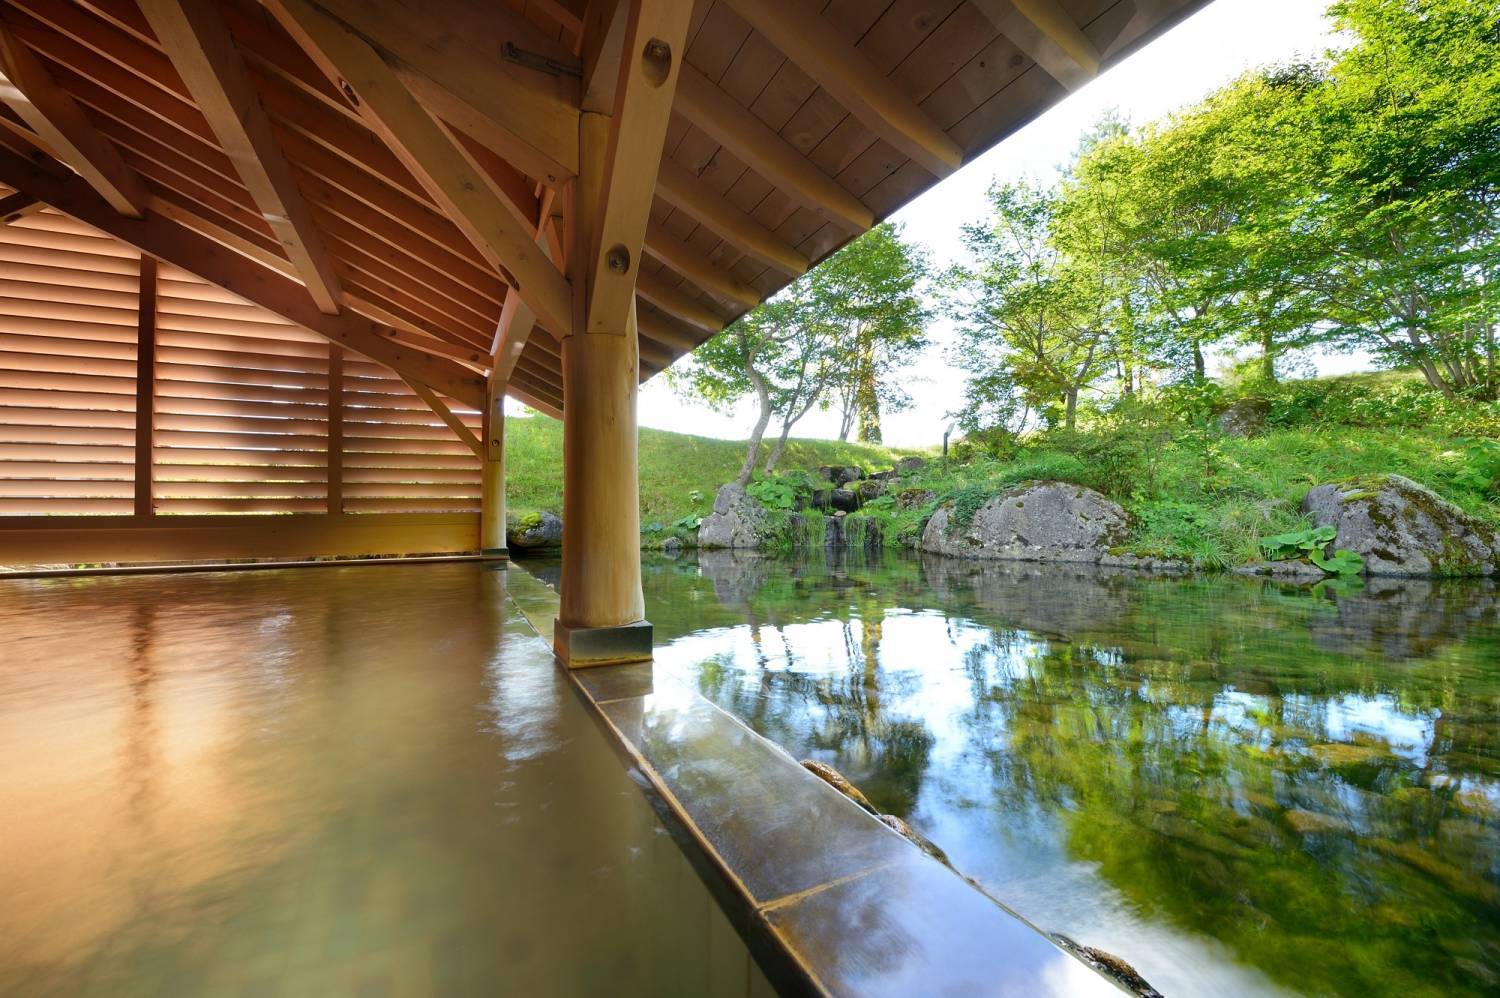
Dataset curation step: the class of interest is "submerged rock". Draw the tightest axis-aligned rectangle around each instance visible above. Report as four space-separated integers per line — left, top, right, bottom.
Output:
877 813 949 864
506 509 562 550
801 759 877 813
920 481 1132 564
1301 474 1499 577
697 483 771 550
1050 935 1164 998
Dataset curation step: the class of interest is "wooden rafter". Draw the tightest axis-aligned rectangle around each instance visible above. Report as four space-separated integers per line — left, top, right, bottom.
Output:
1012 0 1101 76
675 63 874 232
0 189 39 222
268 0 574 342
139 0 341 315
635 270 724 335
584 0 694 335
971 0 1099 90
0 137 484 408
0 25 147 216
636 308 700 352
644 221 759 309
300 0 580 185
580 0 628 114
720 0 962 178
654 157 807 276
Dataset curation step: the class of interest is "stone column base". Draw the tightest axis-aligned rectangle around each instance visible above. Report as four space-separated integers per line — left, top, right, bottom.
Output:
480 547 509 561
553 619 653 668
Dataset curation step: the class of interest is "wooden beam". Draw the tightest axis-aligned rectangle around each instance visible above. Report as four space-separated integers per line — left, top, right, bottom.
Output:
720 0 962 178
636 308 700 352
585 0 694 335
580 0 628 114
635 270 726 334
133 254 156 516
675 63 873 232
971 0 1098 89
0 189 39 222
506 381 563 421
0 26 148 216
139 0 342 314
644 221 759 309
1012 0 1101 75
268 0 574 341
297 0 580 185
399 374 483 460
492 288 537 387
0 139 485 408
655 157 807 276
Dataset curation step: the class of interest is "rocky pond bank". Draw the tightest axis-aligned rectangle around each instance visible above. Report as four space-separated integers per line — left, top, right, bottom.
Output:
686 461 1500 580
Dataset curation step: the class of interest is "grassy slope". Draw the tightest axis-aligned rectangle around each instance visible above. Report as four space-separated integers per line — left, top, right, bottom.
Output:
504 415 914 525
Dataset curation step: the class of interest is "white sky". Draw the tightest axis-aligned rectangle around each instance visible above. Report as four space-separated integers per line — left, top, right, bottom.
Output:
627 0 1343 448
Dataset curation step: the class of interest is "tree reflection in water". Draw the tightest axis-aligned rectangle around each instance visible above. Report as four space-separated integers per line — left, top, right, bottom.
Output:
629 550 1500 998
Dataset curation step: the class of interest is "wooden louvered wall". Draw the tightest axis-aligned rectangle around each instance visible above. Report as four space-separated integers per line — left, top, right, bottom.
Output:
0 207 483 565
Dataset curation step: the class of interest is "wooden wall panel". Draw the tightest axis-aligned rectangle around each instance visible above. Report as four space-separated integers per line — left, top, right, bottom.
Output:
0 209 141 514
341 357 483 514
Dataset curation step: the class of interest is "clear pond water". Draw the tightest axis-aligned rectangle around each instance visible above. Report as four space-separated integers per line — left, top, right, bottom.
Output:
529 550 1500 997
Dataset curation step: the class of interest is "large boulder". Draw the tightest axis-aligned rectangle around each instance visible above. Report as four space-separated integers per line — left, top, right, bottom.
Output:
895 456 927 475
820 465 863 486
506 509 562 550
1301 474 1499 577
920 482 1131 563
829 488 860 512
697 483 772 550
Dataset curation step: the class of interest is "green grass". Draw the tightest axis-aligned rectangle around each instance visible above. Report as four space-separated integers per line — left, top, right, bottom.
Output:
504 415 916 526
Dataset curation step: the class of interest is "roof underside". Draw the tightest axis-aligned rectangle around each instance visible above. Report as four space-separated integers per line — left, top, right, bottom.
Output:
0 0 1207 418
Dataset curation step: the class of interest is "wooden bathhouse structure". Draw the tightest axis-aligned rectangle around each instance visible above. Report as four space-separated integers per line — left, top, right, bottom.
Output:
0 0 1205 663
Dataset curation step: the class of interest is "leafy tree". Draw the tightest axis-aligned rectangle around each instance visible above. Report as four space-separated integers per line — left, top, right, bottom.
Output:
671 225 930 479
950 181 1119 430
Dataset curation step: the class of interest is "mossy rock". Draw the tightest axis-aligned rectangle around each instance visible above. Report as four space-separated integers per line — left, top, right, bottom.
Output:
1301 474 1498 577
506 508 562 549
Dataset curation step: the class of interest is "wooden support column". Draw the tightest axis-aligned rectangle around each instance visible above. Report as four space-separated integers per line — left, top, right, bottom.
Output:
554 110 648 666
327 344 344 514
480 366 507 559
133 255 157 517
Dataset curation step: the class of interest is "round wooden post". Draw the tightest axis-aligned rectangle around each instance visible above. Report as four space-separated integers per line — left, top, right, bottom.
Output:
480 367 506 558
553 110 650 666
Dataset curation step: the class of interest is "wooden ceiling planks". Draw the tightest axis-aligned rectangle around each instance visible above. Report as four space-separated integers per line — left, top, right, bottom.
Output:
0 0 1205 419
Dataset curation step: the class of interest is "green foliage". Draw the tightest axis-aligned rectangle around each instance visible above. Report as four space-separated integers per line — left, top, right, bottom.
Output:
943 484 994 534
746 476 796 510
1259 525 1337 560
1258 524 1365 576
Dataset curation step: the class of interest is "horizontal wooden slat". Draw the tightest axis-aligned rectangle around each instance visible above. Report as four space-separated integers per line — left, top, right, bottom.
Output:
342 497 480 512
0 424 135 445
153 497 329 514
0 478 133 497
152 480 328 499
0 460 134 480
0 405 137 428
0 496 134 514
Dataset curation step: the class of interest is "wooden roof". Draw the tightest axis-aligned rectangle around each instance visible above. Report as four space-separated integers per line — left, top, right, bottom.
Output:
0 0 1207 419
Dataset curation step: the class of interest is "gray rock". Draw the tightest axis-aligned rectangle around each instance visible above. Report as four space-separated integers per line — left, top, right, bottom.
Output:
506 509 562 549
811 489 832 512
895 456 927 474
857 479 886 501
920 482 1132 564
1217 398 1269 438
660 536 682 557
697 483 772 550
829 488 859 513
820 465 863 486
896 488 936 511
1232 559 1328 580
1301 474 1499 576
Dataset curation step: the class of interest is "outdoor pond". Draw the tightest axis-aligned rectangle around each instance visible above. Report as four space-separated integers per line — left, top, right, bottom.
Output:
527 551 1500 997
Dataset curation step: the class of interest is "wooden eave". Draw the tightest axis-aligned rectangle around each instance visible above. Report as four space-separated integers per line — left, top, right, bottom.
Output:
0 0 1207 420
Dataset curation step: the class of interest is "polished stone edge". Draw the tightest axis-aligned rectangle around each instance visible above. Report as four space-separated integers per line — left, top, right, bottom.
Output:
0 553 487 580
479 547 509 560
502 562 1110 997
553 618 654 668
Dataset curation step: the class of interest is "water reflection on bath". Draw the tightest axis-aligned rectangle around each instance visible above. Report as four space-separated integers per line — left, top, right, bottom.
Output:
538 551 1500 997
0 564 755 996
